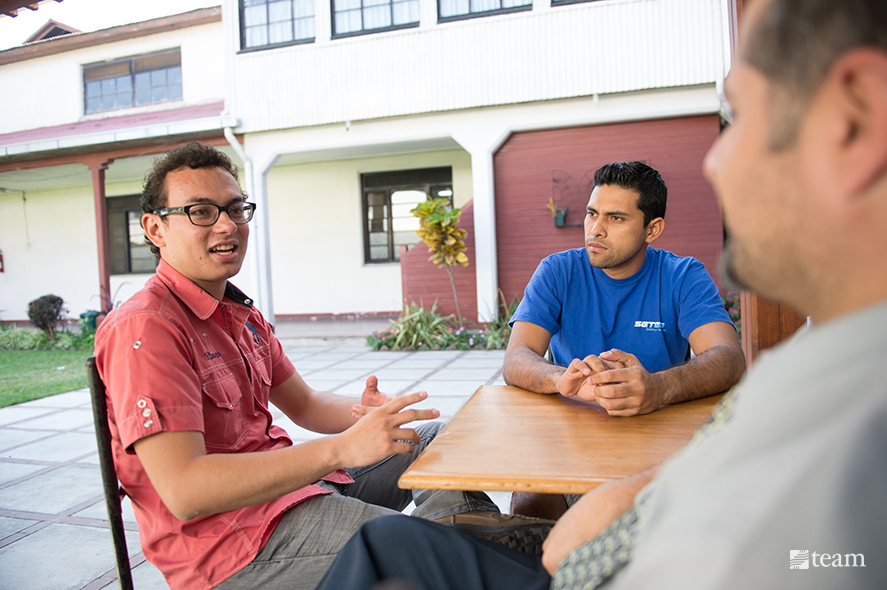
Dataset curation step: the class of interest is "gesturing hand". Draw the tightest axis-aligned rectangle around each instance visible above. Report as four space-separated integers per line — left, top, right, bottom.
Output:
589 349 664 416
337 390 439 468
353 375 398 420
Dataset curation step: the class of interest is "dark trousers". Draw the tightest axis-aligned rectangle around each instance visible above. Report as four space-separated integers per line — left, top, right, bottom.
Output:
315 514 552 590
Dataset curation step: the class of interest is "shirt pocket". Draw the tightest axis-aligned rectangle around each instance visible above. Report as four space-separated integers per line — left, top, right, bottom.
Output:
200 369 248 451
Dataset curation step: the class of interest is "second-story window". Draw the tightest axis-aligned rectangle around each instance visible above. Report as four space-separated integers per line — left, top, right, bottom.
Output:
83 49 182 114
438 0 532 21
241 0 315 49
333 0 420 37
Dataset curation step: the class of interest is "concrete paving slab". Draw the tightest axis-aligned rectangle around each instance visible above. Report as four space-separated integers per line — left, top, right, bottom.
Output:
447 357 507 369
0 429 54 453
351 351 412 360
0 515 39 539
412 380 484 398
0 522 118 590
71 497 138 525
131 558 169 589
385 358 451 369
372 368 438 382
10 408 95 431
21 389 91 408
290 359 339 370
0 406 57 427
301 368 372 382
0 465 102 514
423 367 501 382
3 431 97 462
0 461 47 485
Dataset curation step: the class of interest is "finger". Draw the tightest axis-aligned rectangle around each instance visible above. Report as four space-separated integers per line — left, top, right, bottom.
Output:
580 354 609 374
599 349 639 366
384 390 428 413
589 368 638 386
365 375 379 392
352 404 371 418
392 407 440 426
568 358 595 377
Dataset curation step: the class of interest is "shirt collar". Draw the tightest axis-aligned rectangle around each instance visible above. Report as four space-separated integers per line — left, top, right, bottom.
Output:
155 259 254 321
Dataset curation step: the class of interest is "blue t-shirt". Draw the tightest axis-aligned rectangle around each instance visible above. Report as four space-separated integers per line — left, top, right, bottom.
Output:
510 247 733 372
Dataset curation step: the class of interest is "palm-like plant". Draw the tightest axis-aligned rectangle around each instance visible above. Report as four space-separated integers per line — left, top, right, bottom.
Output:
411 198 469 323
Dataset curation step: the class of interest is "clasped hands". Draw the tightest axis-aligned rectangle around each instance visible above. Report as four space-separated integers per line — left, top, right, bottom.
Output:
556 349 664 416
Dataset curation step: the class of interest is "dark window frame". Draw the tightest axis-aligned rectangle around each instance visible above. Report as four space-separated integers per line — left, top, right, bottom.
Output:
82 49 182 115
361 167 454 264
437 0 532 23
106 196 159 275
331 0 420 39
239 0 317 52
550 0 604 6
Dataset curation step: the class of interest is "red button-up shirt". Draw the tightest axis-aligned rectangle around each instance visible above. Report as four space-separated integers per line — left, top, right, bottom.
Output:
96 260 352 590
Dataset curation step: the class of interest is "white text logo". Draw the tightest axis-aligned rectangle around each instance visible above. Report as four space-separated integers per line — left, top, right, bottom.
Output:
634 320 665 331
790 550 865 569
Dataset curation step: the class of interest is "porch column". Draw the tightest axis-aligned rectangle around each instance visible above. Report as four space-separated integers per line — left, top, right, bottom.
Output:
89 159 114 313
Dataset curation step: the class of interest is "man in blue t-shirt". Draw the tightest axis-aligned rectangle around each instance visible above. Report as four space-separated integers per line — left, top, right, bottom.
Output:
504 161 745 417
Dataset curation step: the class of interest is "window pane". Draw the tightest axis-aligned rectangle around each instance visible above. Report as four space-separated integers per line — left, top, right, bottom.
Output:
335 10 362 33
152 86 166 102
101 78 116 93
294 16 314 39
472 0 500 12
116 90 133 108
293 0 314 17
128 211 158 273
134 72 151 89
116 75 132 92
85 80 101 97
86 97 101 113
502 0 530 7
336 0 361 11
135 88 151 105
363 5 391 29
168 66 182 84
439 0 469 17
392 0 419 24
168 83 183 101
244 4 268 26
269 21 293 43
269 0 292 20
246 26 268 47
102 95 116 110
152 69 167 86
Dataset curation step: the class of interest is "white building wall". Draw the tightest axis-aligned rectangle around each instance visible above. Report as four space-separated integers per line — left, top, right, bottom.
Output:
228 0 717 132
0 21 225 135
265 148 472 315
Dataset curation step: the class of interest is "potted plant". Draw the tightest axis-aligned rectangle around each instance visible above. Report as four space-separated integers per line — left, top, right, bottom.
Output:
546 197 568 227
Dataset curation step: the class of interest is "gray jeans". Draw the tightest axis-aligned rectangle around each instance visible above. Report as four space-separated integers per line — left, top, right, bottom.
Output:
214 421 498 590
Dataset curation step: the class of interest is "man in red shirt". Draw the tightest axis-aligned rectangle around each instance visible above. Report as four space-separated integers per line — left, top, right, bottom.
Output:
96 142 536 590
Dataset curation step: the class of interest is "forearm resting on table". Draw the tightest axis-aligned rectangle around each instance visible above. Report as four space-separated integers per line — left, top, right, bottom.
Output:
654 343 745 405
134 430 353 521
542 466 660 575
503 347 564 393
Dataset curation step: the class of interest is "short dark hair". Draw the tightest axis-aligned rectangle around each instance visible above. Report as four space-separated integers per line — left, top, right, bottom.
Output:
141 142 240 257
593 161 667 227
746 0 887 149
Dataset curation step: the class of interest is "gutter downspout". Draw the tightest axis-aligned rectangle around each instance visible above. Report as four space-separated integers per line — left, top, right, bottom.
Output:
224 126 274 324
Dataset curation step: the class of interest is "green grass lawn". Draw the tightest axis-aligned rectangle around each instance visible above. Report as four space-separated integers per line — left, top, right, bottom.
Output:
0 349 94 408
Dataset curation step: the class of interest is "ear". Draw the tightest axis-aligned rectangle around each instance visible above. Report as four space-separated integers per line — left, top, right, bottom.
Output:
644 217 664 243
141 213 166 251
824 48 887 197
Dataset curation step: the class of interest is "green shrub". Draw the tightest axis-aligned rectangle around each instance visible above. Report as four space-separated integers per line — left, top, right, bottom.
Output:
27 294 67 340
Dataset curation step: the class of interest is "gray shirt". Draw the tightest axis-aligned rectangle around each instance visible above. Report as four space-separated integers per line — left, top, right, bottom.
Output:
600 300 887 589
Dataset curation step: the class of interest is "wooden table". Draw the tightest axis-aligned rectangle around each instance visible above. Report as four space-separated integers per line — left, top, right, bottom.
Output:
399 385 722 495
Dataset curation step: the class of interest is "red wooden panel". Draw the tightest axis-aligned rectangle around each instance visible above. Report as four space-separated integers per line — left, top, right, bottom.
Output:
493 115 725 303
400 201 478 321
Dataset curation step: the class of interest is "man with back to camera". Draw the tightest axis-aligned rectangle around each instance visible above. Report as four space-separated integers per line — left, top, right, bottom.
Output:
311 0 887 587
94 142 544 590
505 161 745 517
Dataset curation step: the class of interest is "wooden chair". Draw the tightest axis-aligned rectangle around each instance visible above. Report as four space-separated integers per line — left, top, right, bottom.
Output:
86 356 135 590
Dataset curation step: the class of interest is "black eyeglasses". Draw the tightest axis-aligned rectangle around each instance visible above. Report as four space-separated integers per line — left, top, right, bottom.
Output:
153 202 257 226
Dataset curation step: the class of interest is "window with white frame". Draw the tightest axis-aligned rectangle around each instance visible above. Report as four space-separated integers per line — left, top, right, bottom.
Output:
363 168 453 263
438 0 531 21
241 0 315 49
333 0 420 37
83 50 182 114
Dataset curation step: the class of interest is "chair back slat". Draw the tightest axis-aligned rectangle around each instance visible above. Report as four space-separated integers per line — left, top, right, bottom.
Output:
86 356 135 590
